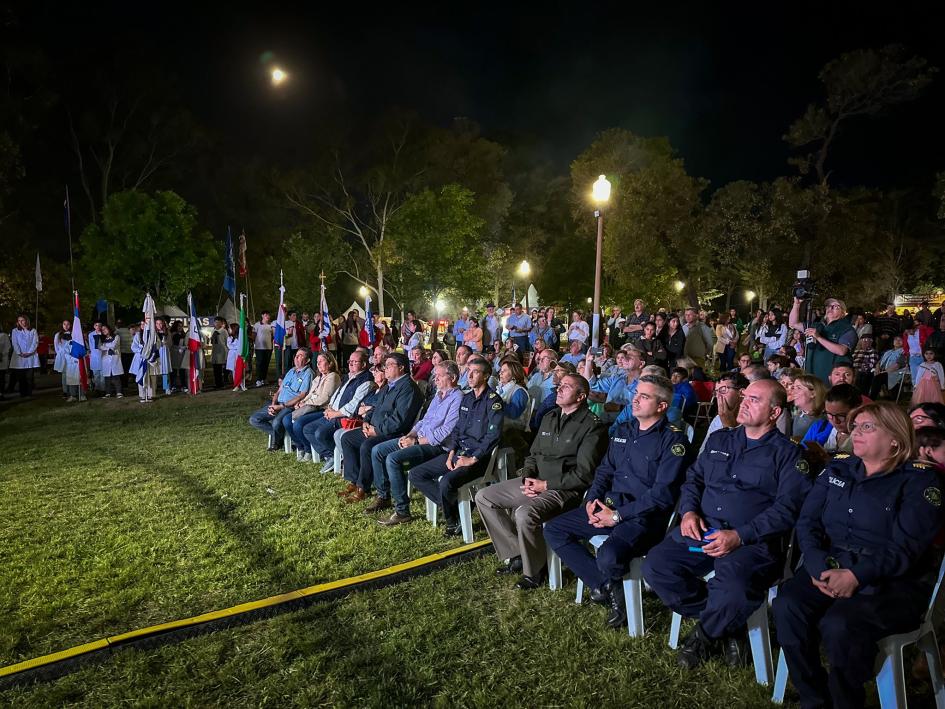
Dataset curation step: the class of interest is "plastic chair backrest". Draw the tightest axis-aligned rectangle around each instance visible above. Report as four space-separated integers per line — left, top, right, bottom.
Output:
691 380 715 403
480 445 503 485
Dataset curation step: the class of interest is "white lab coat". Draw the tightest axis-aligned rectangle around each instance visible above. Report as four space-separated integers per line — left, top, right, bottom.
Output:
87 331 103 371
226 336 240 372
11 328 39 369
99 335 124 377
54 331 70 372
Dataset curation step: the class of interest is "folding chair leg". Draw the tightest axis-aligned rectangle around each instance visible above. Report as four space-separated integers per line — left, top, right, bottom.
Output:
459 500 474 543
624 577 644 638
747 604 773 686
917 630 945 708
876 645 908 709
669 612 683 649
547 548 563 590
772 648 789 704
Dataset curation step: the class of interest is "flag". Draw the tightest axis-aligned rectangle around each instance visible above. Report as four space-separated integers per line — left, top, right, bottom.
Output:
238 231 248 277
320 282 331 340
70 291 89 393
137 294 158 387
233 294 250 388
187 291 202 395
223 227 236 298
35 254 42 292
273 270 287 348
360 295 375 347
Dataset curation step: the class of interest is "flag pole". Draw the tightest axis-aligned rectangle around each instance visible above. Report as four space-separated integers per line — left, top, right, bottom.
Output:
277 268 284 381
65 186 75 294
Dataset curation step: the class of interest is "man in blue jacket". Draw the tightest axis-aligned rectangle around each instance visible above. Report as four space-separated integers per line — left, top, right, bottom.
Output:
409 357 504 536
341 352 422 502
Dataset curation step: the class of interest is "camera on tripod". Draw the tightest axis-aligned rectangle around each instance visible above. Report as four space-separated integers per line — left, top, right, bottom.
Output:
793 270 816 301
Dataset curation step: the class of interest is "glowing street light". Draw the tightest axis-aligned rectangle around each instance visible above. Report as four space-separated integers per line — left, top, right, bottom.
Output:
745 290 757 312
590 175 611 350
358 286 369 298
271 67 287 86
674 280 686 293
518 260 531 311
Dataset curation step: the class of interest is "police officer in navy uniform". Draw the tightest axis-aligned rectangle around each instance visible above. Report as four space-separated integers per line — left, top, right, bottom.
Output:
409 357 504 537
544 374 693 628
643 378 812 668
773 402 944 709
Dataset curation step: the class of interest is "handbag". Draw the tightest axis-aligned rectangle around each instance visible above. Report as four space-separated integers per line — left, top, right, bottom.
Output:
291 404 320 420
340 416 363 430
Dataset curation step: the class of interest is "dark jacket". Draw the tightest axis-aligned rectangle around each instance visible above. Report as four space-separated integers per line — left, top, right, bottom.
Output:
522 405 608 491
364 374 423 437
447 386 504 461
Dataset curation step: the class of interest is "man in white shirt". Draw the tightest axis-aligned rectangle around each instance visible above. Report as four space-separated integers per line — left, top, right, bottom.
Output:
252 311 274 387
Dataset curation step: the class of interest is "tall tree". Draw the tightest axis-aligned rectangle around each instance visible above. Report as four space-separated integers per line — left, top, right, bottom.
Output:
785 45 937 187
77 190 219 306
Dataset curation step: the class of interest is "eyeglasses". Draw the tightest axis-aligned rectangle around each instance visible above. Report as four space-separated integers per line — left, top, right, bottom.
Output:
825 411 849 422
850 421 878 434
715 385 740 395
826 304 843 311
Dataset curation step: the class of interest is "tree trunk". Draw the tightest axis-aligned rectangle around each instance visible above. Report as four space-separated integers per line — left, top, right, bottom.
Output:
685 281 699 310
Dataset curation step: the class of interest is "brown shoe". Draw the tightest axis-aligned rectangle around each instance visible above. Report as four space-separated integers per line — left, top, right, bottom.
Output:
363 496 392 514
336 482 357 497
378 511 413 526
345 487 367 503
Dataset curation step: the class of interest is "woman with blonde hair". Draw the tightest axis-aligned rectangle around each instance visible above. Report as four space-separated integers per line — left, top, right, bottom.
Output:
790 374 827 440
285 351 342 461
773 402 942 709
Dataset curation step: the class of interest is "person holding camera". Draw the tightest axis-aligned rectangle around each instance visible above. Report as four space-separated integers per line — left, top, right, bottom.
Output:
789 297 856 385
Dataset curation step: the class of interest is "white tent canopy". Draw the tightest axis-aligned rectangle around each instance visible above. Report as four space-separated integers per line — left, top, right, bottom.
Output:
217 298 239 323
517 284 540 309
342 301 366 319
157 303 188 318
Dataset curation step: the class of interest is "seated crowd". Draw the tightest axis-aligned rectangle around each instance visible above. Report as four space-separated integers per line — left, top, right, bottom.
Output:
246 294 945 708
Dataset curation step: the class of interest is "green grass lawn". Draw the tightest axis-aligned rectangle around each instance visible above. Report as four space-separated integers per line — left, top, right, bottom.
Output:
0 388 905 706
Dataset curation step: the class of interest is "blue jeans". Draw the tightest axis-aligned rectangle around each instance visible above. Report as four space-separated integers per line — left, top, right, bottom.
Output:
248 405 294 446
910 354 923 383
284 410 325 451
371 439 442 514
302 416 341 460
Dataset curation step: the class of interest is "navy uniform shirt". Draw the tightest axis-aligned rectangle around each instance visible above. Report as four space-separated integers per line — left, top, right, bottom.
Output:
798 454 944 588
680 426 811 545
586 416 693 526
447 386 505 462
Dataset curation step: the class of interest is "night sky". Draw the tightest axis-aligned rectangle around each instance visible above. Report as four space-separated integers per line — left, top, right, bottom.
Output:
13 2 945 192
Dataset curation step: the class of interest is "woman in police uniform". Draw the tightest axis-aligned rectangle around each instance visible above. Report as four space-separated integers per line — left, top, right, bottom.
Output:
772 401 944 709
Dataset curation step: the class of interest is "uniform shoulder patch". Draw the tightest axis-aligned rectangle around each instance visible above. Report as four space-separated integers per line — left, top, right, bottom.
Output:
488 392 498 399
925 486 942 507
834 453 850 460
492 402 502 411
796 459 810 474
671 443 686 457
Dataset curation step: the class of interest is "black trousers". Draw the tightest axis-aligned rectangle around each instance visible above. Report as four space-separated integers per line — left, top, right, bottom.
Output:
407 453 490 525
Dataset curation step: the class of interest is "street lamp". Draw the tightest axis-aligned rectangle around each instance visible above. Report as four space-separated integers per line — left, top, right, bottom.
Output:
518 260 531 311
745 290 757 314
590 174 611 350
434 298 446 348
358 286 369 298
674 280 686 293
271 67 287 86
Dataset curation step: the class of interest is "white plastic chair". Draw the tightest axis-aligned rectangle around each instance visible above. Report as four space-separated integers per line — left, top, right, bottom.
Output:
572 535 647 637
896 370 913 404
547 545 563 591
772 555 945 707
425 446 515 543
267 432 291 453
667 569 776 685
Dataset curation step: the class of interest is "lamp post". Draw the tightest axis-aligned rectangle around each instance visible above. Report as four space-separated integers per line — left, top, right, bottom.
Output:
591 174 611 350
745 290 756 315
518 260 531 311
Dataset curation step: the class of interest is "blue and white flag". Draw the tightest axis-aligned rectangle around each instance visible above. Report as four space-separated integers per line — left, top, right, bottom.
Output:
223 227 236 298
364 295 375 347
71 291 88 391
320 282 331 340
273 270 286 348
137 293 158 386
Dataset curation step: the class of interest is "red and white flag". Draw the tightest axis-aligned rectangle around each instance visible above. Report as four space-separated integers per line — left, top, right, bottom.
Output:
187 291 202 395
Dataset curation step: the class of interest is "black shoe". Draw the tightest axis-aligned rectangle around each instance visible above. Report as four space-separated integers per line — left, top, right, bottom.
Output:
515 566 547 591
722 630 749 668
496 557 523 575
266 446 280 452
444 523 463 538
589 586 609 605
603 580 627 629
677 623 717 670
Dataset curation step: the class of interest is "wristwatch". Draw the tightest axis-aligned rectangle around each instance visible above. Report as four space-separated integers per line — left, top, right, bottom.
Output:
612 510 622 524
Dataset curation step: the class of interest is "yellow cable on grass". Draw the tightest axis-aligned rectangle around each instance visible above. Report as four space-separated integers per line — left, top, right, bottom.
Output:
0 539 492 680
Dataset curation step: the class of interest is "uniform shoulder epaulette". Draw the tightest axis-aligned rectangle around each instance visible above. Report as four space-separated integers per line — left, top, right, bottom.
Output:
669 425 682 433
834 453 851 460
911 460 933 470
488 391 498 398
